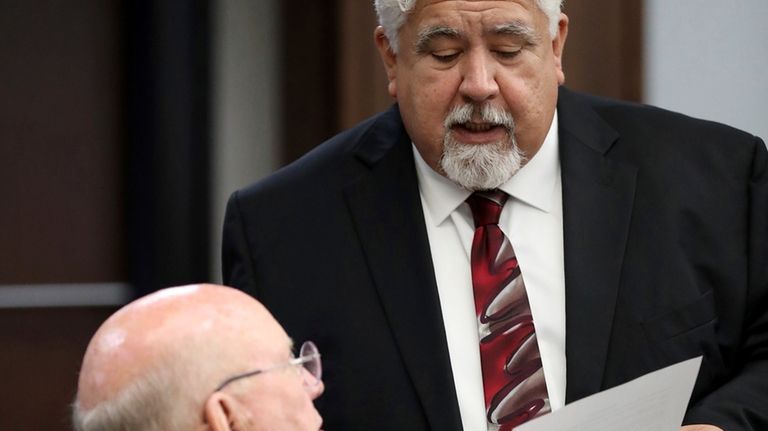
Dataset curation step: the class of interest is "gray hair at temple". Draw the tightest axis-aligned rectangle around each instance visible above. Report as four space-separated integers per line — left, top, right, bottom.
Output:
71 347 209 431
374 0 564 53
72 368 184 431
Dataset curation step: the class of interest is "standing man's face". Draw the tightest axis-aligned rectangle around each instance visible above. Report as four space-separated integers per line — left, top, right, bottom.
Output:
376 0 568 185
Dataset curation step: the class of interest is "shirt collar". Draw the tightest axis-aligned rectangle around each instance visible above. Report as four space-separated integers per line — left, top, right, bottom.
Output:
413 110 560 225
499 110 560 213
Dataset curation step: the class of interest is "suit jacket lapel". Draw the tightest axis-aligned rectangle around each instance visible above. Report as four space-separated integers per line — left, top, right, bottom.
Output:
558 88 638 403
343 106 463 431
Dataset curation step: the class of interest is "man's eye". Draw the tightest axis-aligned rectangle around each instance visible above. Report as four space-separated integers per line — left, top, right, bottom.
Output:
432 51 460 63
495 49 522 59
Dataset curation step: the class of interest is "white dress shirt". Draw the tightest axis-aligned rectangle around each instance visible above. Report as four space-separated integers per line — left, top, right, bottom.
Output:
413 112 566 430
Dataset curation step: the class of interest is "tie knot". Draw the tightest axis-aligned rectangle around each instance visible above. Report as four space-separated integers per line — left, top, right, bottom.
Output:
467 190 508 227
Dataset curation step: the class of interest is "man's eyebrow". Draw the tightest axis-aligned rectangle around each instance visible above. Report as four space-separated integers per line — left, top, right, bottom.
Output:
414 25 461 54
491 21 539 45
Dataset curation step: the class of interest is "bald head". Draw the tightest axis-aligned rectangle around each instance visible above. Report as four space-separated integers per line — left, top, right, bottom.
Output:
77 284 281 409
73 284 322 431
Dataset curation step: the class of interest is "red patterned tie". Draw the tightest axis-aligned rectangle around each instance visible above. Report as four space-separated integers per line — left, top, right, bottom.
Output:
467 190 550 430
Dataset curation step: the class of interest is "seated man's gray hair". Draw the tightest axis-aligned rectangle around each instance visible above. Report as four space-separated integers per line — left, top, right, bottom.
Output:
72 357 201 431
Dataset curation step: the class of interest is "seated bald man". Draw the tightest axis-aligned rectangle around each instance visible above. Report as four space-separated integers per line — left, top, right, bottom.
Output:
72 284 324 431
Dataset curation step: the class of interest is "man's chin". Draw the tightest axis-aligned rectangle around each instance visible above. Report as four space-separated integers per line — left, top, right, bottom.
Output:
439 139 524 191
442 162 515 191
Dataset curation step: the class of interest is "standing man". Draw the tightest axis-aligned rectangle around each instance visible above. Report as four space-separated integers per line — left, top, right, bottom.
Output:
222 1 768 430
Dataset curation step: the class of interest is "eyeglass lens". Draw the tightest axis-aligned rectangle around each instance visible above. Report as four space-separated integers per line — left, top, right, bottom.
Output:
300 341 322 382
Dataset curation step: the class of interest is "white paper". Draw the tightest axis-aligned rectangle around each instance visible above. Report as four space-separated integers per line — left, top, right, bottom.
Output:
517 356 702 431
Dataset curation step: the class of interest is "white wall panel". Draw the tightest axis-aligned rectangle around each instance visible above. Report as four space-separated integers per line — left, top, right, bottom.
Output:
211 0 281 281
645 0 768 141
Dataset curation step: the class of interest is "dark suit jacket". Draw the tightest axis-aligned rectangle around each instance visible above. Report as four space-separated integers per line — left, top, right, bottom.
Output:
222 87 768 430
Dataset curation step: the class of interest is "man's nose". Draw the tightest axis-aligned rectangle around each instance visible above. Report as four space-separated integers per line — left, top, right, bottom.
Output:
302 368 325 400
458 50 499 103
305 378 325 400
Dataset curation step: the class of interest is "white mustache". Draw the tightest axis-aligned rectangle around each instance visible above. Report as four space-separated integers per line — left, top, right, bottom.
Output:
444 104 515 131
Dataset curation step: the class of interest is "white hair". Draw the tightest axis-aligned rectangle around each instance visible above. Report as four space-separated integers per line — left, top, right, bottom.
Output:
72 340 219 431
374 0 564 53
72 367 195 431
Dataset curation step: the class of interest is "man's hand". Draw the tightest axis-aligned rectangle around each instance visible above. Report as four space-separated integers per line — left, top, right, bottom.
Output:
680 425 723 431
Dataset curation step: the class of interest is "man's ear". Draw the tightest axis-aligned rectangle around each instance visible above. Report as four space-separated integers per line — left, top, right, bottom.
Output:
374 26 398 99
552 13 569 85
203 392 242 431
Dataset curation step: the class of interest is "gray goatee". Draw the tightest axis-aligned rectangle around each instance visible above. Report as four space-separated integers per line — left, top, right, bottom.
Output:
439 104 526 191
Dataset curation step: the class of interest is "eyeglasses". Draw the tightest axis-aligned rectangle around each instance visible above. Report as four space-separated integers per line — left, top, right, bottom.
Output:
215 341 322 392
